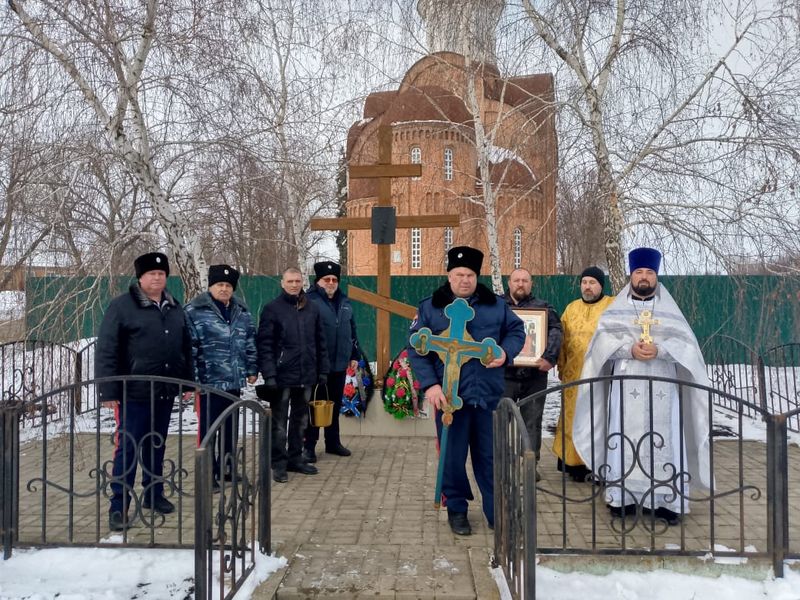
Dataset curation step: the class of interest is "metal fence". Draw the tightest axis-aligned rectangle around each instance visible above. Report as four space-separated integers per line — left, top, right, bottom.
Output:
493 397 537 600
0 340 95 428
701 337 800 431
0 376 271 599
500 373 798 600
195 396 271 600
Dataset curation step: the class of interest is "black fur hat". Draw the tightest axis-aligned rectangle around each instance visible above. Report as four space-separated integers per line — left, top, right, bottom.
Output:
208 264 240 290
134 252 169 278
446 246 483 276
313 261 342 281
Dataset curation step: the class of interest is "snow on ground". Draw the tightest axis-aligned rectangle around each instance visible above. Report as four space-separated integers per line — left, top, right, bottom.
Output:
0 545 797 599
0 545 286 600
532 563 800 600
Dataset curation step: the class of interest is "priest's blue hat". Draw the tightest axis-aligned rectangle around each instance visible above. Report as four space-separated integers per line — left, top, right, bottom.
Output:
628 247 661 273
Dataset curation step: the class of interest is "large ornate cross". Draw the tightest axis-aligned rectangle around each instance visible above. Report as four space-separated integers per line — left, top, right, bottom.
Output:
634 309 660 343
310 125 460 381
409 298 502 508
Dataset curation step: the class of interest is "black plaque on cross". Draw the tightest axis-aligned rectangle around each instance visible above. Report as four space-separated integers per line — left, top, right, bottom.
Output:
310 125 460 382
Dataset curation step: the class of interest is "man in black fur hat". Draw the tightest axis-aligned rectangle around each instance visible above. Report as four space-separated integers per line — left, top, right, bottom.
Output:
303 260 361 462
96 252 192 532
408 246 525 535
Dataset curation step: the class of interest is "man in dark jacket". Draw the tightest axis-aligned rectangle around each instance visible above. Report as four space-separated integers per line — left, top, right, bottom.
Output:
257 267 329 483
502 268 563 480
408 247 525 536
303 261 360 462
95 252 192 532
185 265 258 486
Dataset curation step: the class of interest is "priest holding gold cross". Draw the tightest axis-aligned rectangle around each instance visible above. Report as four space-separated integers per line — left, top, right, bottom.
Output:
573 247 712 526
408 246 525 536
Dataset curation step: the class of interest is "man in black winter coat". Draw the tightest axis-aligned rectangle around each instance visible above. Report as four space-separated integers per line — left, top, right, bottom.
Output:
95 252 192 532
502 268 563 480
257 267 330 483
303 261 361 462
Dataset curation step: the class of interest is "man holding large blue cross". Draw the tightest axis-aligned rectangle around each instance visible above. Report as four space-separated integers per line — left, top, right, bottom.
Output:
408 246 525 535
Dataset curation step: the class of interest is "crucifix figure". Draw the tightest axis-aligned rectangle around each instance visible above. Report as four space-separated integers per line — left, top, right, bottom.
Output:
634 309 660 344
409 298 502 507
310 125 460 381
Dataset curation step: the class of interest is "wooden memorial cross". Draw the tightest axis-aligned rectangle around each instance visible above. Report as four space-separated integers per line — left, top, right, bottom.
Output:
310 125 460 380
409 298 502 507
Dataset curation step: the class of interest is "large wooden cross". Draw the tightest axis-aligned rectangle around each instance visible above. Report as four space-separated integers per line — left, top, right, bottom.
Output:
310 125 460 382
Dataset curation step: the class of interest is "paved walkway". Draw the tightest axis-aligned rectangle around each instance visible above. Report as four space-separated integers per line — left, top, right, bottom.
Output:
15 431 800 598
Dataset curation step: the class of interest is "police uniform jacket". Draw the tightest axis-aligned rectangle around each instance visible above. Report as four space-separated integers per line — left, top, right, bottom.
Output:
185 291 258 391
306 286 360 373
95 283 192 402
256 290 330 387
502 292 563 382
408 283 526 410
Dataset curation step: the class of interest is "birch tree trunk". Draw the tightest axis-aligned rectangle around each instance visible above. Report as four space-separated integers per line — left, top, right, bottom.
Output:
9 0 206 297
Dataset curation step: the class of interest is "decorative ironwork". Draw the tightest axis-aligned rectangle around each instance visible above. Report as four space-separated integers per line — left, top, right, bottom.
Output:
6 374 271 600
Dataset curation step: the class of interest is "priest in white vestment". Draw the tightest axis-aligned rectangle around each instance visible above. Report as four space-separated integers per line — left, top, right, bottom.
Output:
572 248 711 525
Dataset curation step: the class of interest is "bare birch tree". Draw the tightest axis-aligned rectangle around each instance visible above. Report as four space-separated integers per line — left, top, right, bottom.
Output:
7 0 215 295
518 0 800 288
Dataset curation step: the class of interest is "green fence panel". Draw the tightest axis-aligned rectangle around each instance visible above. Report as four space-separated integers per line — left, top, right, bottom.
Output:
24 274 800 369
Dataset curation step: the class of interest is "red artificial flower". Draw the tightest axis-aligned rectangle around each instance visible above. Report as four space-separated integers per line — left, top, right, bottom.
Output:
344 383 356 397
393 360 401 369
397 368 407 378
346 367 356 376
396 387 407 398
385 377 396 387
412 380 421 390
399 350 408 358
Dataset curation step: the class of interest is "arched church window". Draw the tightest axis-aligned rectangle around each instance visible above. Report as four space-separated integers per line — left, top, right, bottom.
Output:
444 148 453 181
410 146 421 180
513 227 522 269
444 227 453 253
411 228 422 269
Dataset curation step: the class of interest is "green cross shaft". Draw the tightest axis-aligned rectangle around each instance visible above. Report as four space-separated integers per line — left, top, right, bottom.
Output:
409 298 502 507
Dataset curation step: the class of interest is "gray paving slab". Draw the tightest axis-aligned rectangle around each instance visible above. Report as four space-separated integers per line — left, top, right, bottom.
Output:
14 431 800 598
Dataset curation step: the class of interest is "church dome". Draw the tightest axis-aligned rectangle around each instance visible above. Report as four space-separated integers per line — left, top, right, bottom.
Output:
382 86 473 126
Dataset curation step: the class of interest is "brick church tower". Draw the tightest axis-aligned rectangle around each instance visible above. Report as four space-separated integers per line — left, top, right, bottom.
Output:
345 0 557 277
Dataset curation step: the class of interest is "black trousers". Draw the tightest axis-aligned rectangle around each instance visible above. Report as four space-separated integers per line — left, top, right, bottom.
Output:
304 370 346 451
110 397 174 514
503 375 548 457
196 389 240 479
271 386 311 470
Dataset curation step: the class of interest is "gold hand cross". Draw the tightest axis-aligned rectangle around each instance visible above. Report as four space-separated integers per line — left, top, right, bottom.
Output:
634 309 660 343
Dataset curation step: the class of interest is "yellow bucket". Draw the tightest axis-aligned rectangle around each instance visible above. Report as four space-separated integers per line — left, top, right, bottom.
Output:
309 400 334 428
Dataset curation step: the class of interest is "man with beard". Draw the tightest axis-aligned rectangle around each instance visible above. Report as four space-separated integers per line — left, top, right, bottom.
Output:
502 268 562 480
573 248 711 525
408 247 525 535
553 266 613 482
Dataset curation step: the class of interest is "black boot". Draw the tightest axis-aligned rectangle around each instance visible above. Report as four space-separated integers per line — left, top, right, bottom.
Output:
447 511 472 536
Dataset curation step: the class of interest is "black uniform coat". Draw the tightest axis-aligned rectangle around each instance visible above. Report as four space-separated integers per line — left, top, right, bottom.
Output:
256 290 330 387
502 292 563 384
95 283 192 402
305 286 360 372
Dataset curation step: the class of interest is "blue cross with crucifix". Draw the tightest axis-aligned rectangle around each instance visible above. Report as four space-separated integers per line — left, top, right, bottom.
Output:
409 297 502 507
